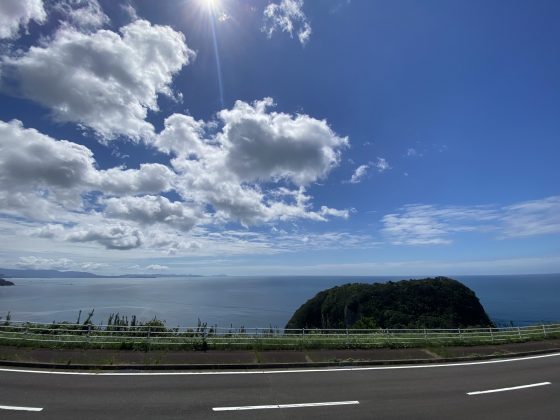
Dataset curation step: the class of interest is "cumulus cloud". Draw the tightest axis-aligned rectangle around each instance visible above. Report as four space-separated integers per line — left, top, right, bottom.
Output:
155 98 348 225
103 195 200 231
1 20 194 140
0 0 46 40
1 111 349 252
97 164 175 196
0 119 98 212
0 120 176 218
217 98 347 185
381 197 560 245
262 0 312 45
52 0 110 31
67 224 144 250
349 164 369 184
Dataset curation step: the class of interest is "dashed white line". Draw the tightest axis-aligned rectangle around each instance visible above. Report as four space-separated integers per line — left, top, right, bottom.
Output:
0 404 43 412
467 381 551 395
213 400 360 411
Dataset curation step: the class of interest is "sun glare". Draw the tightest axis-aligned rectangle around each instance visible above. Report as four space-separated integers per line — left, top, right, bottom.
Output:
200 0 220 13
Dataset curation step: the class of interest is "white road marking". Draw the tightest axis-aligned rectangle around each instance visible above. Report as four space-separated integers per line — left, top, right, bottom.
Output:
213 400 360 411
467 381 551 395
0 404 43 412
0 352 558 376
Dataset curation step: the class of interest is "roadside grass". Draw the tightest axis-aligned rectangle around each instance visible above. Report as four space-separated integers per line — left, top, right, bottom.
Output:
1 314 559 351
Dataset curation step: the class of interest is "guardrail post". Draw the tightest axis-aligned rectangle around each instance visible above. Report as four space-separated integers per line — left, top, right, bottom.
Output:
489 327 494 343
458 328 462 342
147 326 151 352
423 328 427 344
542 324 547 337
517 327 521 339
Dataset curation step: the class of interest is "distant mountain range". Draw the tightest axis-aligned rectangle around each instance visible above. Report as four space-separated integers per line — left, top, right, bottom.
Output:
0 268 207 279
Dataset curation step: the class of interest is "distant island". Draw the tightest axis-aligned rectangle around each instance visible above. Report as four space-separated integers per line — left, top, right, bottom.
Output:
0 277 15 286
0 268 208 279
286 276 493 329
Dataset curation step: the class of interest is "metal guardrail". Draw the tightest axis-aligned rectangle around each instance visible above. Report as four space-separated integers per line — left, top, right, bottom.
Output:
0 321 559 349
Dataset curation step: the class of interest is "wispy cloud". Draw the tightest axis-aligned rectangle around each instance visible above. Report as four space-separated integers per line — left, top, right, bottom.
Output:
146 264 169 271
16 255 107 271
375 157 391 172
262 0 312 45
406 148 418 157
501 196 560 238
349 164 369 184
381 196 560 245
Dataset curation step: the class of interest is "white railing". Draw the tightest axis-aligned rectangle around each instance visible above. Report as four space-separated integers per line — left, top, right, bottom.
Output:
0 321 559 349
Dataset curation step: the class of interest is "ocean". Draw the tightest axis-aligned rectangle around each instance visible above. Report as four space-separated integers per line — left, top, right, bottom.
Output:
1 274 559 328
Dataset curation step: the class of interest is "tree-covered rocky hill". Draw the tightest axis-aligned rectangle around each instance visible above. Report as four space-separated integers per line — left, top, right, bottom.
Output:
286 277 493 330
0 277 14 286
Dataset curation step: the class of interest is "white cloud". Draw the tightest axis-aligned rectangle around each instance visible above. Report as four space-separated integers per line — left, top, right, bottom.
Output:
217 13 231 23
1 20 194 140
17 256 73 270
375 157 391 172
217 98 347 185
121 3 139 22
152 113 207 157
0 0 46 40
102 195 201 231
0 120 176 220
262 0 312 45
501 196 560 238
0 119 99 214
66 223 144 250
52 0 109 31
381 197 560 246
0 112 350 252
156 98 349 226
97 164 175 196
349 164 369 184
15 255 107 271
381 204 499 245
146 264 169 271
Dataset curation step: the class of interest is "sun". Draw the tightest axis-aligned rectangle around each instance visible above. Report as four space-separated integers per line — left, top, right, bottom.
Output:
199 0 221 13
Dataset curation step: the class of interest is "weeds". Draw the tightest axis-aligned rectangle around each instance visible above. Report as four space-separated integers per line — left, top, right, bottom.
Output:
1 311 559 352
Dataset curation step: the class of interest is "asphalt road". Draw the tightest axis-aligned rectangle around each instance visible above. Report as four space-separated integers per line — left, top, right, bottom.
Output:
0 353 558 419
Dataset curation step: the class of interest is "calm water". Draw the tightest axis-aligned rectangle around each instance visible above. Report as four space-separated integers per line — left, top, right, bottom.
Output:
1 274 559 327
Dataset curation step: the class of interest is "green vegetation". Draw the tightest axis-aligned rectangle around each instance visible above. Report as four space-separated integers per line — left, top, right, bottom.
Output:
286 277 493 329
0 310 559 352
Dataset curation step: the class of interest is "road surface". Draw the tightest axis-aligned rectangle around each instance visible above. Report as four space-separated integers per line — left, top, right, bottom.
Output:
0 353 558 419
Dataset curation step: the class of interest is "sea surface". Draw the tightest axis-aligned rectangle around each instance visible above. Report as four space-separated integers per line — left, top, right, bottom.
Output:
1 274 559 328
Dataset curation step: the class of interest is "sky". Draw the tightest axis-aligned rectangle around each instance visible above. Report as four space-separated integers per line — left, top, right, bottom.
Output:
0 0 558 276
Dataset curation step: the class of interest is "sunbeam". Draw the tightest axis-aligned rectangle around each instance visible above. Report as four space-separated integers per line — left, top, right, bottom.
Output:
209 10 225 107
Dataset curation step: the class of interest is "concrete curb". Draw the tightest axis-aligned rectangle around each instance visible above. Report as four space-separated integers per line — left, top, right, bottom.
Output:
1 347 559 371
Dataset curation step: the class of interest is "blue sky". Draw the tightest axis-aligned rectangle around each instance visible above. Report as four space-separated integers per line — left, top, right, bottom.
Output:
0 0 558 276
